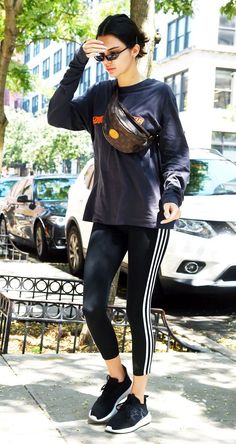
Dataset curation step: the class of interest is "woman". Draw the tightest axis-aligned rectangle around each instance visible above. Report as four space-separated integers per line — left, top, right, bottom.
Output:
48 14 189 434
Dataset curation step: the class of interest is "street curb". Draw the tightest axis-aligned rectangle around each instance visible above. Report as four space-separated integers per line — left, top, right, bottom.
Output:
170 323 236 361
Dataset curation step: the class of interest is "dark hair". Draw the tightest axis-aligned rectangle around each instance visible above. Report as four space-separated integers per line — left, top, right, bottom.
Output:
96 14 149 58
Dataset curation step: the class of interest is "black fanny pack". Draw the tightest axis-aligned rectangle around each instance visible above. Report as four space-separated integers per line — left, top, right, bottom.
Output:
102 87 162 154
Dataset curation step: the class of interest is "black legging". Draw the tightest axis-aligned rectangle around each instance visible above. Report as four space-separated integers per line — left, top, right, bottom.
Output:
83 223 170 376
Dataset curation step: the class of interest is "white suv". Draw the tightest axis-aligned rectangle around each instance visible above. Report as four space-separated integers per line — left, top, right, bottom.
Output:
65 150 236 295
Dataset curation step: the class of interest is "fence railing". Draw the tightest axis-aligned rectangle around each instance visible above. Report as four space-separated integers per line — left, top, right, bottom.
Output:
0 274 201 355
0 234 29 261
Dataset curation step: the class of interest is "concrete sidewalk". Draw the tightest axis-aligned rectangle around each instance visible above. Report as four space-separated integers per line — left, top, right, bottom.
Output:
1 352 236 444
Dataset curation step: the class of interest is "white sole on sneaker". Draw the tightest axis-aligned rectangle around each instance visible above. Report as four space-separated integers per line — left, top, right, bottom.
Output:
88 385 132 424
105 412 152 434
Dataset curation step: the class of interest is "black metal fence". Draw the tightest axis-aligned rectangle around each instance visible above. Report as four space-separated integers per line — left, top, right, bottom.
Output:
0 274 200 354
0 235 29 261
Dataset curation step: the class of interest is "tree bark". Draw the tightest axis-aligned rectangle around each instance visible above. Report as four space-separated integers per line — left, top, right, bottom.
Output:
130 0 156 77
0 0 23 171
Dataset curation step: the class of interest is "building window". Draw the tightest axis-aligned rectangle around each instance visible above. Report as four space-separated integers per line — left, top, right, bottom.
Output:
214 68 233 109
24 45 31 63
165 70 188 111
32 95 39 114
14 99 20 110
33 42 40 57
32 65 39 76
167 16 191 57
218 15 236 45
22 99 30 112
42 95 49 109
42 58 50 79
43 39 50 49
54 49 62 74
212 132 236 162
153 45 158 61
66 42 76 66
79 67 91 94
96 63 109 82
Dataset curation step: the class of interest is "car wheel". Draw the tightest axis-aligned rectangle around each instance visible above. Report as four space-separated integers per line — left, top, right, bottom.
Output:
67 225 84 278
35 222 48 260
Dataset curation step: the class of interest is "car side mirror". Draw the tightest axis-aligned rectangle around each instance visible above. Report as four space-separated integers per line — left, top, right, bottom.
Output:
17 194 32 203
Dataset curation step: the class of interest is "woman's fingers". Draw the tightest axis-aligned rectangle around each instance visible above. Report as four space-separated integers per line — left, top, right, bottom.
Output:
161 203 181 224
83 39 107 58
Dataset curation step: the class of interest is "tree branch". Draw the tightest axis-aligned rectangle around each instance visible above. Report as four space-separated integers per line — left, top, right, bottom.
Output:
14 0 23 15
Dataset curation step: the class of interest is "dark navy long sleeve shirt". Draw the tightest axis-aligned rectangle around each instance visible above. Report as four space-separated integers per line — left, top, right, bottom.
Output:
48 46 190 229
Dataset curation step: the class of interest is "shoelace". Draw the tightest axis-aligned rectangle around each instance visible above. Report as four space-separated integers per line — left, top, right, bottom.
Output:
100 376 117 396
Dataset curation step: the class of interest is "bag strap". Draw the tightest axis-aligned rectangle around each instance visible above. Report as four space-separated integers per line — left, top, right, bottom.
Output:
114 84 162 139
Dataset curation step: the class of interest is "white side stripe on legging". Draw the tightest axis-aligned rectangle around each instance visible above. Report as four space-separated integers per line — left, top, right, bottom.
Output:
142 228 170 374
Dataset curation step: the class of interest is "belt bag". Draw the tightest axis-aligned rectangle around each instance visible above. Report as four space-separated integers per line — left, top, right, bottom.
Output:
102 87 162 154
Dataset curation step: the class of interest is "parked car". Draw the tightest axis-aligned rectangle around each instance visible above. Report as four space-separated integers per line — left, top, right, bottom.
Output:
0 174 76 259
65 150 236 295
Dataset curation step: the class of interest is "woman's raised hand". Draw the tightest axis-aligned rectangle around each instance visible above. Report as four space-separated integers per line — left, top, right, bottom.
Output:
82 39 107 59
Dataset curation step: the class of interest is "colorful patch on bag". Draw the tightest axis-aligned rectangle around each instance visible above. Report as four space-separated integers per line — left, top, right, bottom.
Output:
133 116 144 125
109 129 120 139
93 115 104 124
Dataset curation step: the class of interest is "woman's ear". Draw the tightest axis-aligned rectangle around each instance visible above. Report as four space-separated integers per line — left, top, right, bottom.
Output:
131 44 140 58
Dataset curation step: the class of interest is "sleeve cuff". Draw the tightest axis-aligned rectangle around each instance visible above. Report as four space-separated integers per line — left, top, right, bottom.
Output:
73 45 89 65
162 190 182 207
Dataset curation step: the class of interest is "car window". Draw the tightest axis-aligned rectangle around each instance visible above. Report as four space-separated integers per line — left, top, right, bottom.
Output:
185 159 236 195
0 180 18 198
35 177 76 201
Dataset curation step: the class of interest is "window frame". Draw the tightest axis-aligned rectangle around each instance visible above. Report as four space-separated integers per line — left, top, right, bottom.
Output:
24 45 31 63
42 57 50 79
32 95 39 114
165 70 188 112
32 65 39 76
167 16 191 57
66 42 76 66
53 49 63 74
22 99 30 112
218 15 236 46
33 42 40 57
79 67 91 94
214 68 233 109
41 95 49 109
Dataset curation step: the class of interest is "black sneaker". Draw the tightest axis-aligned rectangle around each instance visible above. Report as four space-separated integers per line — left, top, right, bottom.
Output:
105 394 151 434
88 365 132 424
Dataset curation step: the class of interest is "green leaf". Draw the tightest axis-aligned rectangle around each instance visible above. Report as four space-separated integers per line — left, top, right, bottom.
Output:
221 0 236 19
155 0 193 15
6 60 33 93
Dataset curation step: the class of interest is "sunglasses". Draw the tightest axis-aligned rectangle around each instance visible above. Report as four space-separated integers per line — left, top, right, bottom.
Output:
94 47 128 62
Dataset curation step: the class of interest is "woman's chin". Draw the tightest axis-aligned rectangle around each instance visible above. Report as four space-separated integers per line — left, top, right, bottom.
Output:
106 68 117 77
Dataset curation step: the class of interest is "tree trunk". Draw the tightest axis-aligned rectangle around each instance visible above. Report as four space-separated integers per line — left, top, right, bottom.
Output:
0 0 23 172
130 0 156 77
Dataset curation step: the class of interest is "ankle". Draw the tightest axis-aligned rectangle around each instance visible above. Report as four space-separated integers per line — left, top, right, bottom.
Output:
131 392 145 404
109 365 126 383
